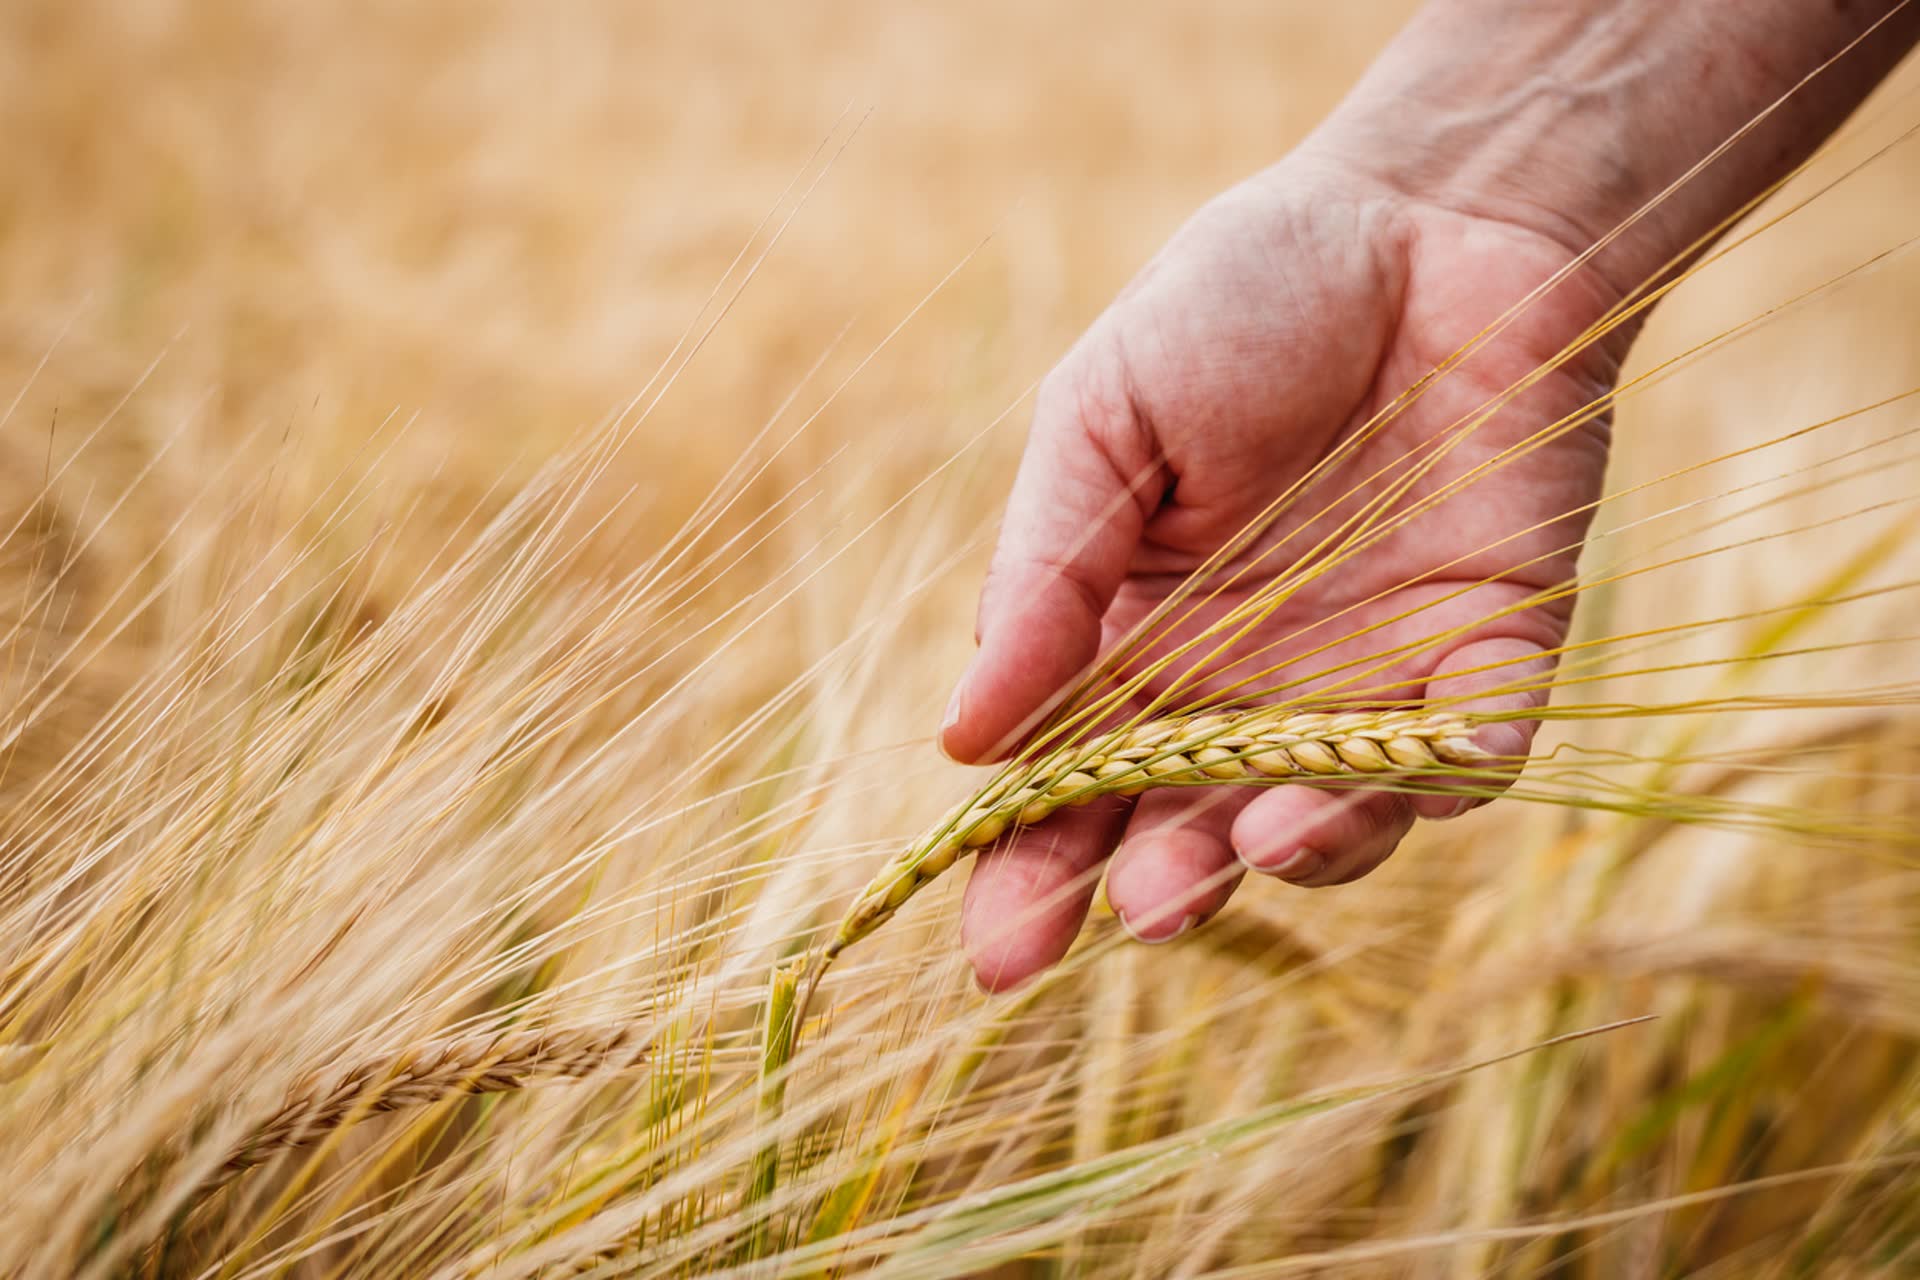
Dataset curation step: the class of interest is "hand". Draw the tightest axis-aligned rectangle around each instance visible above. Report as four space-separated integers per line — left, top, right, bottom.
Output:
940 156 1625 991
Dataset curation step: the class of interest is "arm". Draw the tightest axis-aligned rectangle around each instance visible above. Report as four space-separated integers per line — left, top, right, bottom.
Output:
1322 0 1920 295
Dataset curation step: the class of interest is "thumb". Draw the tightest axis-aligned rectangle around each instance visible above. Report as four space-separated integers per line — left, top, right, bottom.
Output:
940 361 1166 763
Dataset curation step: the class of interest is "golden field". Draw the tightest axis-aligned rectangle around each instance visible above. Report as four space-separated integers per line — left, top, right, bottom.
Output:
0 3 1917 1276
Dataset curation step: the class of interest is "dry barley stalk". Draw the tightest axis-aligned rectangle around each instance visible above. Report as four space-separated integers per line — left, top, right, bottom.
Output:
824 705 1490 963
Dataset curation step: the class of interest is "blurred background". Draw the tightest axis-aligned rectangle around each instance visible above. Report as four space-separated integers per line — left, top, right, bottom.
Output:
8 0 1920 616
7 0 1919 673
5 3 1920 1274
0 2 1409 573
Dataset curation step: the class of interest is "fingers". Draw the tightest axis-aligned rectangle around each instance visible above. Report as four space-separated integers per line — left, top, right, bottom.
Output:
1226 632 1552 885
964 632 1559 977
939 360 1166 764
1231 786 1416 887
962 796 1130 992
1408 633 1551 821
1103 787 1249 942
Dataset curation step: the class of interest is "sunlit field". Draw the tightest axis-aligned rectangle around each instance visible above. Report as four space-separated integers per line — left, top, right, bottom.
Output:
2 3 1918 1276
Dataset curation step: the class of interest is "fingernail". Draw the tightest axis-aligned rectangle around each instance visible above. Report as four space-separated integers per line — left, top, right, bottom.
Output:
942 681 965 735
1117 910 1199 945
1268 847 1324 881
971 966 1029 996
939 672 970 759
1432 797 1473 821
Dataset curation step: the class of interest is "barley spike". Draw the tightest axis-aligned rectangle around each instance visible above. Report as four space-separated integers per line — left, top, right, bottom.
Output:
823 706 1489 961
217 1020 654 1182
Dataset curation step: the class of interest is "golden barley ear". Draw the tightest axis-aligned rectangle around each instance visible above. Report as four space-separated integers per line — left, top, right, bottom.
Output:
821 706 1488 966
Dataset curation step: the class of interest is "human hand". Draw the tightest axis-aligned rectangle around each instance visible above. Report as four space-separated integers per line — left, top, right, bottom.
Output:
941 156 1623 990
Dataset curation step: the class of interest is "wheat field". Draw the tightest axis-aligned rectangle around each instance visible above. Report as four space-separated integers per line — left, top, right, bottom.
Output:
2 3 1918 1276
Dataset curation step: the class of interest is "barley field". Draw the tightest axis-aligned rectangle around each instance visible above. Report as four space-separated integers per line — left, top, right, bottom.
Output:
2 3 1918 1277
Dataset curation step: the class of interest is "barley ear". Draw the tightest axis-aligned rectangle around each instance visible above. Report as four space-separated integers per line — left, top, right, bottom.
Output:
822 707 1490 967
213 1020 654 1193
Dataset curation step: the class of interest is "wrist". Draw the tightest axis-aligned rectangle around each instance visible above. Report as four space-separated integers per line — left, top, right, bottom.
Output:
1306 0 1920 296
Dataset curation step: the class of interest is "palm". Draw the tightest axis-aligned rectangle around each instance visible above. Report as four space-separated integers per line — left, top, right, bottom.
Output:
1097 182 1615 719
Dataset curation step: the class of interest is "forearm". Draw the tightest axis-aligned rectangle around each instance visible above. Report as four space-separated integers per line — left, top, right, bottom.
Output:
1312 0 1920 293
